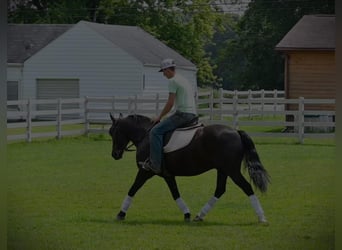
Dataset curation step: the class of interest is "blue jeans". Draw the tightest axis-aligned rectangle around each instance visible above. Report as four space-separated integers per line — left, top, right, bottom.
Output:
149 111 197 171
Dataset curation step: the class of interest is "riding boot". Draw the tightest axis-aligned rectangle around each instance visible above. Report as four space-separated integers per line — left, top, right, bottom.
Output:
140 159 161 174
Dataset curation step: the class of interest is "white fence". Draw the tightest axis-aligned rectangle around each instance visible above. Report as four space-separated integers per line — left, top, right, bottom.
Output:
7 89 335 143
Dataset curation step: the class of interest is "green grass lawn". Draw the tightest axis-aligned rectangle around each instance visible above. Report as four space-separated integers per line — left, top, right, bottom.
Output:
7 135 335 250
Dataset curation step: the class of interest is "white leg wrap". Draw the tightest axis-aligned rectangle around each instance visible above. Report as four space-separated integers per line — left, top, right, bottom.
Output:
175 198 190 214
198 196 219 218
121 195 133 213
249 194 266 222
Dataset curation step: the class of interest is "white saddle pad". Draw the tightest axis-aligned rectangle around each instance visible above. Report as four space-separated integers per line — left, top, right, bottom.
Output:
163 124 202 153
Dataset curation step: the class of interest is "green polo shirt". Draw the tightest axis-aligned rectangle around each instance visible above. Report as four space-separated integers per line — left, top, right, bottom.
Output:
168 74 197 114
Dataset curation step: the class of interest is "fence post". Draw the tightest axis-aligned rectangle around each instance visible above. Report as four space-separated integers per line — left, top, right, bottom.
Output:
134 95 138 113
261 89 265 118
57 98 62 139
219 88 223 120
233 93 238 129
298 97 305 144
128 97 133 114
84 97 89 135
248 89 252 119
26 99 32 142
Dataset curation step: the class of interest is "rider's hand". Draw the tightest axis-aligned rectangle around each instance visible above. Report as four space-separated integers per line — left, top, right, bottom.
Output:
151 117 160 125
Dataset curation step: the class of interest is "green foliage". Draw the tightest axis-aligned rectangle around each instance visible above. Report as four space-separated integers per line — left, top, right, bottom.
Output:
212 0 335 90
98 0 222 87
7 137 335 249
8 0 101 23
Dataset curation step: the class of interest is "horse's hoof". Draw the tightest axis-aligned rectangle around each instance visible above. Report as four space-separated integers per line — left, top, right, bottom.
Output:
116 216 125 221
258 217 269 225
184 213 191 222
116 215 125 221
116 211 126 221
193 215 203 222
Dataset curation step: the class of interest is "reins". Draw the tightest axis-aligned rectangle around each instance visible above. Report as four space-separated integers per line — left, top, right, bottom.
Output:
124 122 157 152
124 143 136 151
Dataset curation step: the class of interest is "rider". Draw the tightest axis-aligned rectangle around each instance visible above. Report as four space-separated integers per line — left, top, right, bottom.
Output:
141 58 198 174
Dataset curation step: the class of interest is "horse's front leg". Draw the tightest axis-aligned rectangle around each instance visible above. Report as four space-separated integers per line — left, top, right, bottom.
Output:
116 169 154 220
164 176 191 222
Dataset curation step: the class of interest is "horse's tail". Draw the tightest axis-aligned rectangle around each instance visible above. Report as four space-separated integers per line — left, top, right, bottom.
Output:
238 130 270 193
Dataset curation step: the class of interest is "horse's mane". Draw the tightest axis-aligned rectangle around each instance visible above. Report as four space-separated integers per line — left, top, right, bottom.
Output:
126 114 153 127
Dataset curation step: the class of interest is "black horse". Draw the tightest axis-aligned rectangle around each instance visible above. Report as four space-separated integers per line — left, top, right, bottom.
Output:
109 113 270 223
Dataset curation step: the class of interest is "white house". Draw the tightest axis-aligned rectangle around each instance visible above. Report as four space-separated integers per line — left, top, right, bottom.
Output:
7 21 197 103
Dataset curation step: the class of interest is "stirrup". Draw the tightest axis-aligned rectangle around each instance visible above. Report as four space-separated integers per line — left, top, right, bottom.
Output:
139 159 161 174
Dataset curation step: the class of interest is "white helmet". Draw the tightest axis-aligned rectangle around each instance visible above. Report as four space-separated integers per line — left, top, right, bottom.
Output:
159 58 176 72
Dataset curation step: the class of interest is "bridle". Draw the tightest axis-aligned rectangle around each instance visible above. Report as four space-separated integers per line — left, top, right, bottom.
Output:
114 119 157 152
124 122 156 151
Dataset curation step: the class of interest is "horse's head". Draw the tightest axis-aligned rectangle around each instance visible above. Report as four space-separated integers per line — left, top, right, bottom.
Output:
109 113 153 160
109 113 130 160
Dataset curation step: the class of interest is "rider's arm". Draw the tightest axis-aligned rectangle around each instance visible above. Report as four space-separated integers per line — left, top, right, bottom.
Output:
155 92 176 122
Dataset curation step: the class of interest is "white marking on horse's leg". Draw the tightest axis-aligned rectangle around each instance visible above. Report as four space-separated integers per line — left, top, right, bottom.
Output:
175 197 190 214
121 195 133 213
197 196 219 219
249 194 267 223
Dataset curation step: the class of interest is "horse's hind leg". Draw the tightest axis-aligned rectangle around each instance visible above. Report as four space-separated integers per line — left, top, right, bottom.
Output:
194 171 228 221
230 172 267 223
116 169 154 220
164 176 191 222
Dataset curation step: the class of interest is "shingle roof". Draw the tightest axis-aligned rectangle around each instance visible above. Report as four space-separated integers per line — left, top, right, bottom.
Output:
82 21 196 70
7 24 72 63
275 15 335 51
7 21 196 70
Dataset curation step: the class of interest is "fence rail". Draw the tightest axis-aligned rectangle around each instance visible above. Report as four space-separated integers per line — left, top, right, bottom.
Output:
7 89 335 143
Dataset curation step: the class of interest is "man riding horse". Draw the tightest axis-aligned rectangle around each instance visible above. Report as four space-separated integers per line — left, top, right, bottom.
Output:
140 58 198 174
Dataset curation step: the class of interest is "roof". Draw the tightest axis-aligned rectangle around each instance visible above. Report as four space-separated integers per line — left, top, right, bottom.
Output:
82 21 195 70
275 15 335 51
7 24 72 63
7 21 196 70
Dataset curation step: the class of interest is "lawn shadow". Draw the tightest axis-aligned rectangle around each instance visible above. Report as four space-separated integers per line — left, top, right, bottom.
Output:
85 217 259 227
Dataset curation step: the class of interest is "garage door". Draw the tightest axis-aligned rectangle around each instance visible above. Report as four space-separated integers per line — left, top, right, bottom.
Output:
36 79 80 119
37 79 79 99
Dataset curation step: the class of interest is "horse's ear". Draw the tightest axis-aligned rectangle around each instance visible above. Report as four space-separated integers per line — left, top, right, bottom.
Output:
110 113 115 122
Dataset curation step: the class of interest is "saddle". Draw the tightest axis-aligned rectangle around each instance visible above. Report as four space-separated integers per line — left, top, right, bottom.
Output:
163 118 203 153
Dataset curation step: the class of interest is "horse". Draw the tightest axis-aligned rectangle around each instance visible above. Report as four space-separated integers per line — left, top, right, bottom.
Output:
109 113 270 223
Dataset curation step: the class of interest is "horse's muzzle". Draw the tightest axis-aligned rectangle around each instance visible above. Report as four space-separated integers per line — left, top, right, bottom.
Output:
112 150 123 160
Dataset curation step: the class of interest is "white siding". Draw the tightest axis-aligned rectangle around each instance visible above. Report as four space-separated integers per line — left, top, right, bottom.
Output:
23 22 143 99
142 66 169 94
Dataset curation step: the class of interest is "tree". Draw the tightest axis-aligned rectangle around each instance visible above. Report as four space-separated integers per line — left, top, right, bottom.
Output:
213 0 335 90
98 0 223 87
8 0 102 23
206 13 240 89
